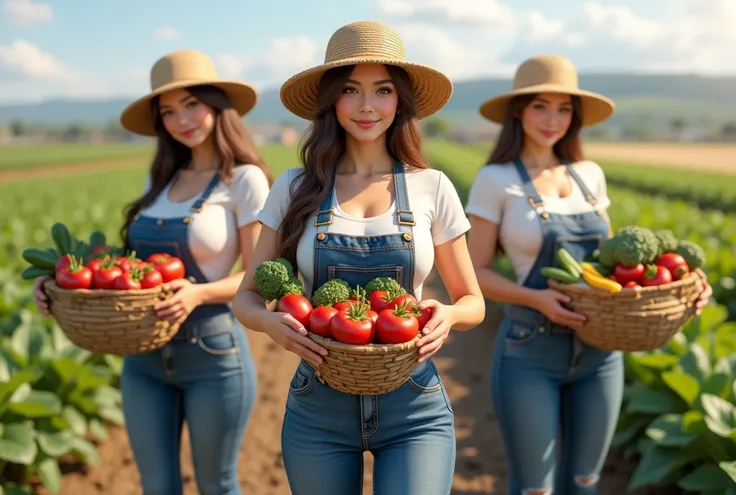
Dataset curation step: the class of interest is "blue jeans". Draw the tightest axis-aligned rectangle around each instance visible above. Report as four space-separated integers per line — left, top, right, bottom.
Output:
281 359 456 495
121 313 256 495
490 316 624 494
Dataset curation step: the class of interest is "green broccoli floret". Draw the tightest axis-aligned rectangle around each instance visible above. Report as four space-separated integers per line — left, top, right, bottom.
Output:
280 276 305 297
364 277 406 299
598 226 659 268
654 229 679 257
674 240 706 270
312 278 351 307
274 257 295 276
254 261 290 301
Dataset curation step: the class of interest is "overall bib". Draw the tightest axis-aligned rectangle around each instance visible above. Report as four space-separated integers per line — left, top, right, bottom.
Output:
121 172 257 495
281 162 456 495
490 159 624 495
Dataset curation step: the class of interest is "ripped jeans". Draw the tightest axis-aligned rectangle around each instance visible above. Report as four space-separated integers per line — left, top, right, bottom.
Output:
490 313 624 495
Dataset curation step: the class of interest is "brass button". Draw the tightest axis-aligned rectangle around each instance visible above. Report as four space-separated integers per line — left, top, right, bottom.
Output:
183 217 190 223
134 214 140 221
403 233 413 241
317 232 326 241
541 212 550 219
156 219 164 225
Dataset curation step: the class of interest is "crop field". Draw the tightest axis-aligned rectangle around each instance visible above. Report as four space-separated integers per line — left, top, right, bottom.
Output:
1 141 735 494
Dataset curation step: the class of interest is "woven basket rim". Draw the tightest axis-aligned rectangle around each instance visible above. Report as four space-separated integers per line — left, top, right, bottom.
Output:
549 268 704 299
43 278 168 297
308 332 419 353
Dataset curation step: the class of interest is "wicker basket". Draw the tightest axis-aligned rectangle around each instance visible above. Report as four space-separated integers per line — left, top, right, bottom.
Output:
547 269 705 352
307 333 420 395
44 279 181 355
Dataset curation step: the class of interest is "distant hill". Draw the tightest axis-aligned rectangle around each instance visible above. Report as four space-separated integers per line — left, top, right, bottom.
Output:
2 73 735 131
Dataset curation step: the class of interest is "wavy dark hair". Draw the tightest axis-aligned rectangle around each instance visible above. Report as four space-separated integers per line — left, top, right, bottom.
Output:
487 93 584 166
278 64 427 269
120 84 272 246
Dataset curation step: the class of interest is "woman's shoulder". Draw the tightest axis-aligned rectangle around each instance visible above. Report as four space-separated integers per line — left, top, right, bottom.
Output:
569 159 606 181
229 163 271 184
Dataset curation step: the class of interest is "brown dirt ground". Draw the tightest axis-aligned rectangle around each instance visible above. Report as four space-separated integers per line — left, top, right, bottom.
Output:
35 270 678 495
584 142 736 174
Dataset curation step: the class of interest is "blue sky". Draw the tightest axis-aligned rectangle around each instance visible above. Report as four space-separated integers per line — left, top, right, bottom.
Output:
1 0 734 104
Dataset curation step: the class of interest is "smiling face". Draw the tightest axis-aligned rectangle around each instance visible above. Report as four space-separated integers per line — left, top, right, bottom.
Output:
334 63 400 145
518 92 574 150
157 87 217 149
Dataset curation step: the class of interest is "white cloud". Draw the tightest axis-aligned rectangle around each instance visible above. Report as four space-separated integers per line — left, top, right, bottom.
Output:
1 0 53 27
375 0 515 27
0 39 82 83
153 26 179 41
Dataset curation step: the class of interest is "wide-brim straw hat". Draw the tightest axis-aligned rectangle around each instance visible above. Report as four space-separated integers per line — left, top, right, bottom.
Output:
120 50 258 136
479 54 614 127
280 21 453 121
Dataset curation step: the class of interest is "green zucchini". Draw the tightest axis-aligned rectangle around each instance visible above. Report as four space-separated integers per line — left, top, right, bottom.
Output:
51 222 73 255
541 266 581 284
556 248 584 277
21 265 54 280
22 248 59 269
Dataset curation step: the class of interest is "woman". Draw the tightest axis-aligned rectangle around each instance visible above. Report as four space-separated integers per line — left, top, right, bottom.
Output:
232 21 485 495
465 54 713 495
34 49 271 495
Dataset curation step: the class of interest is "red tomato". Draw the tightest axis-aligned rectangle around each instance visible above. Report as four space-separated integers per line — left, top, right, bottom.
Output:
368 290 394 313
86 258 104 273
623 281 641 289
55 254 73 272
367 310 378 324
113 273 142 290
375 305 419 344
391 293 417 309
278 294 313 328
613 264 645 285
411 304 432 329
90 245 112 258
308 306 338 338
148 254 185 282
641 265 673 287
140 265 163 289
92 261 124 290
331 312 374 345
55 265 93 290
656 253 690 280
333 301 353 313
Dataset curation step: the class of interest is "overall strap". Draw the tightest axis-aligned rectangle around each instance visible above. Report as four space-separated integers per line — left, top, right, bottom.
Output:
565 163 603 215
513 158 550 220
190 172 222 213
314 166 339 233
392 160 415 234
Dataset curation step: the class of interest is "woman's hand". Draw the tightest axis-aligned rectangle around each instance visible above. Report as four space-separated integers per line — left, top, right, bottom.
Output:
260 311 328 366
694 275 713 316
531 289 586 330
155 279 204 324
414 299 453 363
33 275 53 316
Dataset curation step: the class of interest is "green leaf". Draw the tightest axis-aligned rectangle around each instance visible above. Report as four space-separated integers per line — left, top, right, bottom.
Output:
8 390 62 418
679 464 736 491
0 422 37 464
702 393 736 438
88 419 108 441
37 428 74 457
613 416 650 447
70 436 100 465
91 385 121 407
626 386 686 414
628 445 692 491
646 414 697 447
99 405 124 426
661 371 700 406
714 323 736 359
630 353 679 370
10 323 49 365
62 405 86 436
720 461 736 484
666 332 689 356
703 372 733 399
38 457 61 494
680 343 712 383
0 370 39 406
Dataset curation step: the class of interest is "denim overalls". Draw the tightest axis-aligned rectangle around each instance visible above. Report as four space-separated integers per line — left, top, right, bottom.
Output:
490 159 624 495
121 171 257 495
281 162 456 495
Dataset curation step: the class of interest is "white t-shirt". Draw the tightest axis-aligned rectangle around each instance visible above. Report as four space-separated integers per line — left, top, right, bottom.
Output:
138 164 270 281
257 166 471 300
465 160 611 284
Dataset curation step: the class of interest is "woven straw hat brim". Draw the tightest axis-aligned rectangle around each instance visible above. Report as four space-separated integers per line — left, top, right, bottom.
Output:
479 83 614 127
120 79 258 136
280 56 453 121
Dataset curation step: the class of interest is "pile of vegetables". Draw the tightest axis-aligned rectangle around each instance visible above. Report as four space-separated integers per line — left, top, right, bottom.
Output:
253 260 431 346
542 226 706 294
20 222 186 291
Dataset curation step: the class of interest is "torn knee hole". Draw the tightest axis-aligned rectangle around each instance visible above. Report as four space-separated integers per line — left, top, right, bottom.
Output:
521 490 551 495
574 474 599 486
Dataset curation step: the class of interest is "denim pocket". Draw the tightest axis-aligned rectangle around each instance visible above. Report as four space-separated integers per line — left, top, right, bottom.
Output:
289 361 317 396
198 331 239 356
408 360 443 393
502 320 541 345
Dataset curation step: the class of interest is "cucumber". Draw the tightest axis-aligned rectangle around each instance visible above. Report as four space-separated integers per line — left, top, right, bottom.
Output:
556 248 584 277
22 248 59 269
541 266 581 284
51 222 73 255
21 265 54 280
89 230 106 248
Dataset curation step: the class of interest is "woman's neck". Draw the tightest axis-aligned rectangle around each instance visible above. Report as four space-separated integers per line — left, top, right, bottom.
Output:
340 135 393 177
519 142 559 170
188 137 220 171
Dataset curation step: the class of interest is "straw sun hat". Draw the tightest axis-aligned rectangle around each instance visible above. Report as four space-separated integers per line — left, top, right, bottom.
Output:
479 54 614 127
120 50 258 136
280 20 453 121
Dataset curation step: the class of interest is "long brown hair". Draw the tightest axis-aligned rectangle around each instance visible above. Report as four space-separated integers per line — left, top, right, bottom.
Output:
278 64 427 269
120 84 272 246
487 93 584 165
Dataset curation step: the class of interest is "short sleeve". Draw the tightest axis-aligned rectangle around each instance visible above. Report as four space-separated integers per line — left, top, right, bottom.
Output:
233 165 271 228
465 166 505 223
431 172 471 246
256 168 301 231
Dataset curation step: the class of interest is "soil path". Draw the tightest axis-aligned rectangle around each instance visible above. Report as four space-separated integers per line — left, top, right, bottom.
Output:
37 269 666 495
